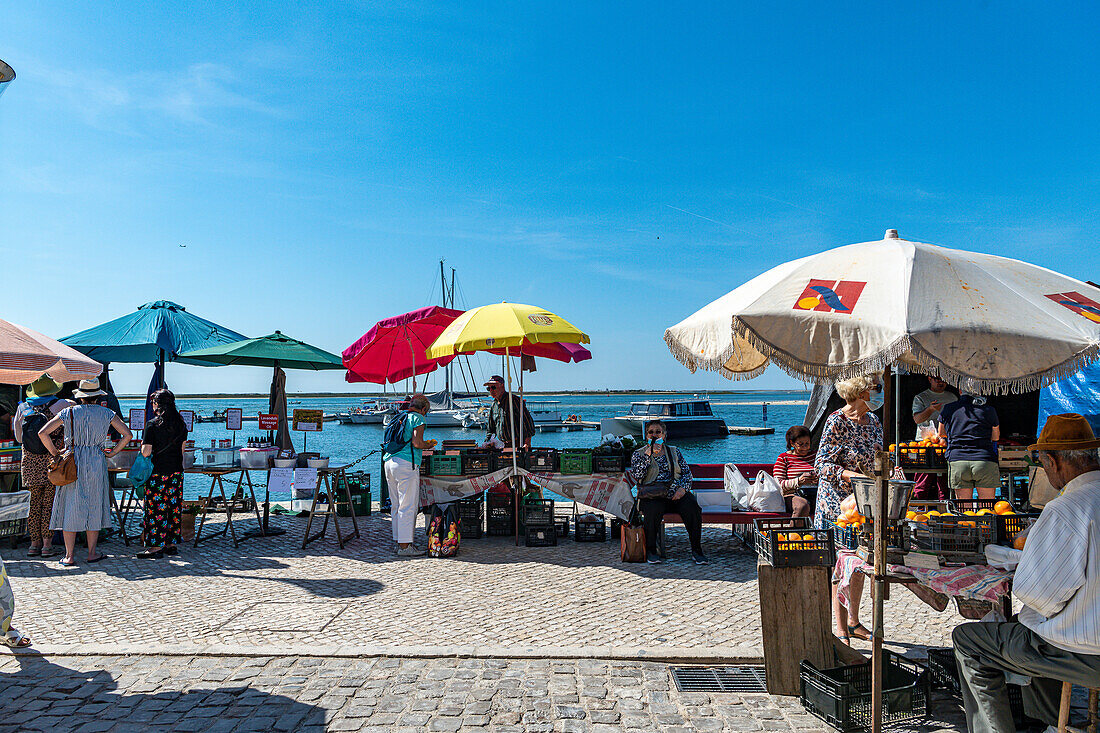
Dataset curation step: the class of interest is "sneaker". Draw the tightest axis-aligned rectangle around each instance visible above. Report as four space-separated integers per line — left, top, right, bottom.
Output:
692 551 709 565
646 552 662 564
396 545 425 557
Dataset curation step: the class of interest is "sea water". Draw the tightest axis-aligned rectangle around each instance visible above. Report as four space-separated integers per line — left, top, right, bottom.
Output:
118 391 811 503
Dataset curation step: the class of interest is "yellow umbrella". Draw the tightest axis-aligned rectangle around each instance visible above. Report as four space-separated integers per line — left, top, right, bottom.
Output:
426 302 589 359
428 302 589 544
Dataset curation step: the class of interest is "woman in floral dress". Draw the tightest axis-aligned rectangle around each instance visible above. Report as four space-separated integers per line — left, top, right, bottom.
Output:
814 374 883 645
138 389 188 559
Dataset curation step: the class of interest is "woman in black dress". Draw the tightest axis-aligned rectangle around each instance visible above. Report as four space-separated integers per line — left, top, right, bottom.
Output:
138 389 188 559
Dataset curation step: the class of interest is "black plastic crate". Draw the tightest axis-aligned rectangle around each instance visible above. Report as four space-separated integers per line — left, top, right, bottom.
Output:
462 450 494 477
995 512 1039 545
755 517 834 568
525 448 558 473
0 516 27 540
420 451 433 476
520 499 555 527
491 450 526 472
897 446 947 470
574 515 607 542
486 521 514 537
525 525 557 547
800 650 928 733
554 515 570 538
592 453 624 473
456 495 484 539
856 519 906 551
925 647 1032 727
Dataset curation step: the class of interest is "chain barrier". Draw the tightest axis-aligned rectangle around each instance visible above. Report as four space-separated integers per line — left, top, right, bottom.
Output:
241 450 381 490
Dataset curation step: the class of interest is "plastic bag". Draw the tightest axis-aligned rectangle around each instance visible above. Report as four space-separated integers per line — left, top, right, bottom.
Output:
984 544 1023 570
724 464 750 511
747 471 787 512
916 420 938 441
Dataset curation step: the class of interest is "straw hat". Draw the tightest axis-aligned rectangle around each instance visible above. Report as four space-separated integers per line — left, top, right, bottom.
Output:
1028 413 1100 452
73 378 107 399
26 375 61 399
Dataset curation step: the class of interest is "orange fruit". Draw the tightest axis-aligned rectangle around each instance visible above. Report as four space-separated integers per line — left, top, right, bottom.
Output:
1013 535 1026 551
976 509 993 516
776 533 788 542
964 510 976 516
927 510 942 517
994 501 1012 515
912 513 929 523
905 510 916 520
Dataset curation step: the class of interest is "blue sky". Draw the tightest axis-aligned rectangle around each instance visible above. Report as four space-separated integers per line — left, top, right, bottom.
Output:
2 2 1098 395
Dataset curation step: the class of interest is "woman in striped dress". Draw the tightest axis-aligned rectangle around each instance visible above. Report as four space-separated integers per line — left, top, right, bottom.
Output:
38 379 133 567
772 425 816 518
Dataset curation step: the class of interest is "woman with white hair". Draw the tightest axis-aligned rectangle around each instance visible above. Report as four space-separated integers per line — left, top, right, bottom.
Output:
814 373 883 644
382 393 436 556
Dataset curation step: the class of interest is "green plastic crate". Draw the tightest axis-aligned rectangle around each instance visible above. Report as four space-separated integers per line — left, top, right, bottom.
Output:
559 449 593 475
430 453 463 476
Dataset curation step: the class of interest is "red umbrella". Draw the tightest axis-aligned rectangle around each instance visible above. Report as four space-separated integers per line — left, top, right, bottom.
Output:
478 340 591 363
343 306 463 386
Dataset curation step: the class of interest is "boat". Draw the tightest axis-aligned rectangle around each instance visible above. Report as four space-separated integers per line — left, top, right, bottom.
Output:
599 397 728 439
379 390 487 429
527 400 563 424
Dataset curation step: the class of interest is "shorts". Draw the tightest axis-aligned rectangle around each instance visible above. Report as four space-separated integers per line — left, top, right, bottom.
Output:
948 460 1000 493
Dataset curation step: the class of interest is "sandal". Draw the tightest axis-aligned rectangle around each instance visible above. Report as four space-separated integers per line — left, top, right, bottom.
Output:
26 547 41 557
86 554 107 564
848 623 872 641
58 557 78 568
1 629 31 648
40 547 57 558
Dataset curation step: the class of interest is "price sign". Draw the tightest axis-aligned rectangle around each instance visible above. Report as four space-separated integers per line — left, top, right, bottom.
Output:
179 410 195 432
292 409 324 432
267 467 293 495
225 407 243 432
258 413 279 431
128 408 146 431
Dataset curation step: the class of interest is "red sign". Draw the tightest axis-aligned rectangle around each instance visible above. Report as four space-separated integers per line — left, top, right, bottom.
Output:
793 279 867 314
258 414 279 431
1046 291 1100 323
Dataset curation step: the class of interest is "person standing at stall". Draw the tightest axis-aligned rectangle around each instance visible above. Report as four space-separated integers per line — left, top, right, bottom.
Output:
953 413 1100 733
137 389 188 559
911 375 957 501
484 375 534 449
938 393 1000 501
383 394 436 557
12 376 73 557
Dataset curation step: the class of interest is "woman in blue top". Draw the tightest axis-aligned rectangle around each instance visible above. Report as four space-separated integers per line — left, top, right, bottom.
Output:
383 394 436 556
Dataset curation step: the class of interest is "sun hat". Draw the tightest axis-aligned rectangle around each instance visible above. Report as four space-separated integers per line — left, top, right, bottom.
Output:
26 376 61 399
1027 413 1100 452
73 378 107 399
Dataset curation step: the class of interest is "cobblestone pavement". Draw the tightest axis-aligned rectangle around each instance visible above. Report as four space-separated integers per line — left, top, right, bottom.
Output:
2 512 971 657
0 653 969 732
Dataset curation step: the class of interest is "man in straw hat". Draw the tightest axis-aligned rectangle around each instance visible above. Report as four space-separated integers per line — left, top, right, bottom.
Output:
953 413 1100 733
12 376 73 558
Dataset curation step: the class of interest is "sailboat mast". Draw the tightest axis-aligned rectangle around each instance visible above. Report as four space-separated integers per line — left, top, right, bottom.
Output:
440 259 451 396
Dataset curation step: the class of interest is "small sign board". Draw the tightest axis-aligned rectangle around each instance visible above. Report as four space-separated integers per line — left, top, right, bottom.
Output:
292 409 324 432
128 408 146 431
179 410 195 432
258 413 279 431
267 467 293 495
225 407 243 432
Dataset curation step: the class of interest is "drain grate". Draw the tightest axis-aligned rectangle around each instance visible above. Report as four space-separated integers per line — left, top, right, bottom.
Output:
671 665 768 693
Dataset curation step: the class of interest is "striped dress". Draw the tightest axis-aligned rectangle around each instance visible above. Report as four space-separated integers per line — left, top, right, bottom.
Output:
50 404 115 532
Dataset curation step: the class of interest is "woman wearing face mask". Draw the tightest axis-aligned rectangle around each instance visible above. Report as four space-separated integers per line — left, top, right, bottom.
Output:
137 389 188 559
773 425 816 518
814 374 883 645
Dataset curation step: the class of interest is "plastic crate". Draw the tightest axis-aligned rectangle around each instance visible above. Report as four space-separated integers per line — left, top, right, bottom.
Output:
994 512 1039 545
949 499 1009 514
491 450 525 472
925 647 1032 727
755 517 835 568
559 449 593 475
430 453 463 476
462 450 493 477
907 500 949 516
420 451 433 476
0 516 27 540
906 516 988 554
487 492 513 519
554 515 570 538
574 515 607 542
896 446 947 470
520 499 555 527
857 519 906 551
830 520 860 551
592 453 624 473
525 525 558 547
800 650 928 733
525 448 558 473
457 495 484 538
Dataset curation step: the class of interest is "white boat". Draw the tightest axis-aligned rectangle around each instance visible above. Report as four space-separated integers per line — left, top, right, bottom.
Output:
527 400 563 424
600 397 728 439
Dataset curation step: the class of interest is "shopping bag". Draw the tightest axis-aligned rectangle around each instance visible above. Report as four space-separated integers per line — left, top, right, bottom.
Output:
747 471 786 512
723 464 750 510
128 453 154 492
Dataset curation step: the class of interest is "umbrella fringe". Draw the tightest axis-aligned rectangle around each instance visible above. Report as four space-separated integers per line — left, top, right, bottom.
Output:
731 318 1100 395
662 329 768 382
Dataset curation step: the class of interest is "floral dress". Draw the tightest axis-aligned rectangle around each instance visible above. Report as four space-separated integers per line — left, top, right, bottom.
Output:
813 409 883 529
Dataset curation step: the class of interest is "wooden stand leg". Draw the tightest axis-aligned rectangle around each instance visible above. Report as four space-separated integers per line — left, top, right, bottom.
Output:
758 559 833 695
1059 681 1073 733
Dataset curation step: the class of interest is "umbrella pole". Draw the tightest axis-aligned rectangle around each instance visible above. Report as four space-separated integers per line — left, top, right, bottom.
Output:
871 365 893 733
506 347 519 546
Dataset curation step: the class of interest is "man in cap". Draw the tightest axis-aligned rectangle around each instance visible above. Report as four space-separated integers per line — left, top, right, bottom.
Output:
484 375 534 450
953 413 1100 733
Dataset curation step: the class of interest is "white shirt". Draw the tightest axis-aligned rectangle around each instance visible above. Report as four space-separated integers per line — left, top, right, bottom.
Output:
1014 469 1100 655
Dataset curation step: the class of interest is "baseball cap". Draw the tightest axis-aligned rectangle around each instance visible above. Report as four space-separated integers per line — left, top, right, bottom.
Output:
483 375 505 386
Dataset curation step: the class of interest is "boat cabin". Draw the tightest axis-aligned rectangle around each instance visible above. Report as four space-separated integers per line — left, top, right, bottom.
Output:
628 399 714 418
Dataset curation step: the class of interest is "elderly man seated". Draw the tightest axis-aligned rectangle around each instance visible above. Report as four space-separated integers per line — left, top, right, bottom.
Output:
626 420 707 566
952 413 1100 733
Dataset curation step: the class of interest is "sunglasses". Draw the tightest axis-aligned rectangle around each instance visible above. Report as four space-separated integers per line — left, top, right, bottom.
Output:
486 384 500 390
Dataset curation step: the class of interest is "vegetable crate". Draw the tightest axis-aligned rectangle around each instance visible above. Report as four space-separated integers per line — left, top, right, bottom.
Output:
906 516 992 554
830 520 859 551
420 451 433 476
430 453 463 476
907 500 949 516
0 516 27 540
925 648 1032 727
559 449 593 475
554 514 570 538
799 650 928 733
525 448 558 473
457 494 484 538
520 499 555 527
592 453 625 473
856 519 906 550
896 446 946 470
574 515 607 542
491 450 525 472
525 525 557 547
461 450 493 477
755 517 835 568
486 492 514 535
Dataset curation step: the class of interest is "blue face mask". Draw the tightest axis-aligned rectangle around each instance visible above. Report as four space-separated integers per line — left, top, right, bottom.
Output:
649 436 664 445
866 389 885 411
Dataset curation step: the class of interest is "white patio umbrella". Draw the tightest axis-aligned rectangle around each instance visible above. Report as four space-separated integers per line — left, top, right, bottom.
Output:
665 229 1100 394
0 318 103 385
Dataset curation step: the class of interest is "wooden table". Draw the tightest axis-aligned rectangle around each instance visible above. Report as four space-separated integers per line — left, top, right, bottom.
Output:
190 467 264 548
302 465 360 550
